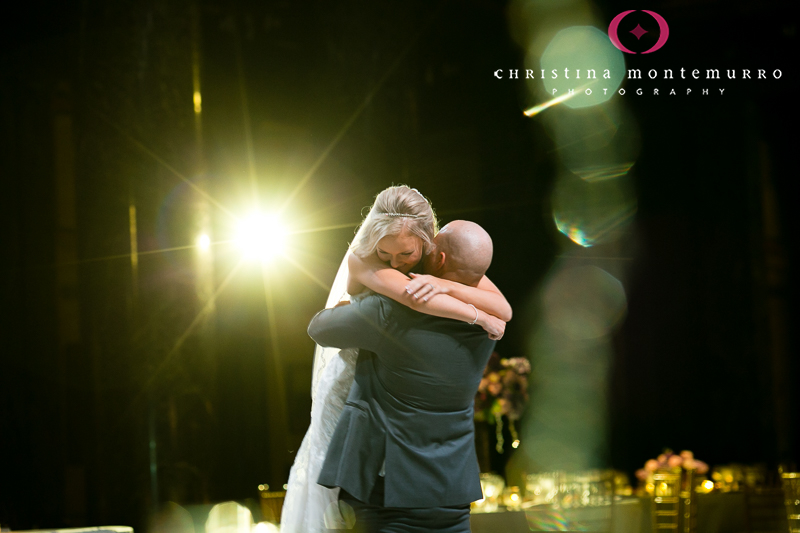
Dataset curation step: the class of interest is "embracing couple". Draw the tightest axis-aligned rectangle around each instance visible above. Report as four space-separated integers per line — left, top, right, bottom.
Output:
281 185 512 533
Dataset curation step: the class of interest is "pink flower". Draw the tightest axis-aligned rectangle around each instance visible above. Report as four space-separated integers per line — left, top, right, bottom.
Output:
668 455 683 468
636 468 648 481
640 449 709 476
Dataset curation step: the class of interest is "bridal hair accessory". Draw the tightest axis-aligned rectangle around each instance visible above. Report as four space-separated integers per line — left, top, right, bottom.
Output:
468 304 479 325
377 212 422 218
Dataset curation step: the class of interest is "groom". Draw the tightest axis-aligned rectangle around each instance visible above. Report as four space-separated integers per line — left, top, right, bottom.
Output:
307 220 502 533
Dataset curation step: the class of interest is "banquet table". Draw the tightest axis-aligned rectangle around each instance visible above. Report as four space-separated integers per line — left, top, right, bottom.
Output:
3 526 133 533
470 491 786 533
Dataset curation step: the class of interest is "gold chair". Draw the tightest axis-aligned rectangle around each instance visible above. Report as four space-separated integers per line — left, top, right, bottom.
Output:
652 469 682 531
783 472 800 533
258 486 287 524
679 468 697 533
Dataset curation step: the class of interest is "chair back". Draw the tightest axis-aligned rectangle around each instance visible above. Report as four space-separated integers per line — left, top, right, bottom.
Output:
258 489 286 524
652 469 681 531
679 468 696 533
783 473 800 533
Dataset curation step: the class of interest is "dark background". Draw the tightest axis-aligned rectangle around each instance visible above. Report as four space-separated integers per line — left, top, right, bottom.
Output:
1 0 796 529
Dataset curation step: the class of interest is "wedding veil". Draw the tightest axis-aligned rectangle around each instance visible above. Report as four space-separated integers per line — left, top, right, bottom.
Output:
310 221 366 401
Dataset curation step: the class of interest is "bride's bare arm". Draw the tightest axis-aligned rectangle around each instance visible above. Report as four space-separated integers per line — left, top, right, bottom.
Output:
347 254 505 339
405 274 512 322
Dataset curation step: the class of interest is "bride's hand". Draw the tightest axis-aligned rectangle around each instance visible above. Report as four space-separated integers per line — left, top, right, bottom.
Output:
406 273 450 302
477 310 505 341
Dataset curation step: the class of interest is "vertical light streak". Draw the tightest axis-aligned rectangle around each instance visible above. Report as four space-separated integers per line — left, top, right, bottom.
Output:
261 265 291 479
129 204 139 299
233 16 259 205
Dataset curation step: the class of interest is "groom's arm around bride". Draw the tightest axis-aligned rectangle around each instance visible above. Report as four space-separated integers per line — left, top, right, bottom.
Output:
308 221 506 533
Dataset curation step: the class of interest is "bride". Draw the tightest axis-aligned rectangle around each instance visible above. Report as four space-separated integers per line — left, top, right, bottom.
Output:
281 185 511 532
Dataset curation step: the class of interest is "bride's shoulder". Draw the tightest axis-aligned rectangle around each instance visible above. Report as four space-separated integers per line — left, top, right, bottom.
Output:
347 251 364 269
348 251 378 269
348 251 387 274
347 253 370 294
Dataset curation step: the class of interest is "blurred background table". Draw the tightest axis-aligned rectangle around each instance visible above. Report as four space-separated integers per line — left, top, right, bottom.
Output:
3 526 133 533
471 491 785 533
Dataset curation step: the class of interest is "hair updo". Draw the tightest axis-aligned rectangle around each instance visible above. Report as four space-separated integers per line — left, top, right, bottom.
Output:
350 185 438 258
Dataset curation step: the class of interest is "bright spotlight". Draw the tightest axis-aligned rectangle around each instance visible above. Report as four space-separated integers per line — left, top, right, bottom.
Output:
197 233 211 251
235 212 287 262
206 501 253 533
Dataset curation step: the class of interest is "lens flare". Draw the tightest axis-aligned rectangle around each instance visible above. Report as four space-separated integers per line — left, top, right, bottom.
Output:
523 315 616 470
512 0 597 64
519 266 628 471
524 89 584 117
234 212 287 262
552 172 636 247
539 26 625 109
542 265 627 340
544 102 641 182
197 233 212 251
206 501 253 533
572 162 635 182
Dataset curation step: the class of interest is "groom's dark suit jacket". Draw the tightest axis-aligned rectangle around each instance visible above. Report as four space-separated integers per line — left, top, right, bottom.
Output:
308 293 495 508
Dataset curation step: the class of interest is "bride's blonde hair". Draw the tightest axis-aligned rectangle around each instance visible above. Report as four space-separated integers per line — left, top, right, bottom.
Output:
350 185 438 258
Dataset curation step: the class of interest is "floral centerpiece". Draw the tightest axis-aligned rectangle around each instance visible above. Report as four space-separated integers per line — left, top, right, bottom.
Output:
636 449 709 495
474 352 531 452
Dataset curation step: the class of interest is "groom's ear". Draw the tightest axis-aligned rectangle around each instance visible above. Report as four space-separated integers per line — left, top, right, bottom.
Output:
436 251 447 272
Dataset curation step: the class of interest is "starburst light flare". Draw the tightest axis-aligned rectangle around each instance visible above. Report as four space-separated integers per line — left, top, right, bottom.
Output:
234 212 288 262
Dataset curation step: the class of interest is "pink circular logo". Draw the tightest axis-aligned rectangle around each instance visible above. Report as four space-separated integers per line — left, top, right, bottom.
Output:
608 10 670 54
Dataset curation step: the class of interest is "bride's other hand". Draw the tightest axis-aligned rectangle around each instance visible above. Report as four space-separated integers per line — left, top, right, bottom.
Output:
477 310 505 341
406 273 450 302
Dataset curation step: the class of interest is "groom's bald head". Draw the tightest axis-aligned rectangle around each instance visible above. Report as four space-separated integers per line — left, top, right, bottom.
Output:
423 220 493 287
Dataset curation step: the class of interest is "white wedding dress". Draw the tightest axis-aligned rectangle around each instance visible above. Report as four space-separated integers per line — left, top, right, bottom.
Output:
281 248 359 532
